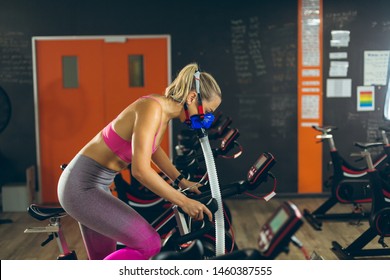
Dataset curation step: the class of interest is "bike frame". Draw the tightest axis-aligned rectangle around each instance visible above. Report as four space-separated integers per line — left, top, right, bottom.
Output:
332 142 390 259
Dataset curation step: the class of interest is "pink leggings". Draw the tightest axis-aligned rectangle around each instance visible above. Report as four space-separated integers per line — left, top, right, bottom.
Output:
57 154 161 260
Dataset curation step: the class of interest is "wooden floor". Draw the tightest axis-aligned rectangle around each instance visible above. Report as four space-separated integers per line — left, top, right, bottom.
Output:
0 196 389 260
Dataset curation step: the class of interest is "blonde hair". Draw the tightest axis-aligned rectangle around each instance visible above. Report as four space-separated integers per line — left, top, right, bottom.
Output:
165 63 221 104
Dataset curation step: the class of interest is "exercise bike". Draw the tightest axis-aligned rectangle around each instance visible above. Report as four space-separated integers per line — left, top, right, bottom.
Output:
331 141 390 259
114 126 242 227
304 125 390 230
146 151 276 258
152 200 306 260
24 151 276 259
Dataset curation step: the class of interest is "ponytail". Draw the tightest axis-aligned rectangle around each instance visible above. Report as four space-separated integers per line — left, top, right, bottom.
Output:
165 63 221 103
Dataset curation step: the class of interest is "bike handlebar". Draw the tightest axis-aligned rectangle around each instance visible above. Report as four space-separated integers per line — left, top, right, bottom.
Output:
174 198 218 244
187 180 248 205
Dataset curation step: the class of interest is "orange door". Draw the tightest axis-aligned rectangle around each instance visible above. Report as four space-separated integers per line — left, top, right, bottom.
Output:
34 36 170 203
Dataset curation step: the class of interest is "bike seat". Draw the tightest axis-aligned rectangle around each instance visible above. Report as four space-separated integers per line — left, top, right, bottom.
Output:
151 239 204 260
28 204 67 221
312 125 337 133
354 142 384 150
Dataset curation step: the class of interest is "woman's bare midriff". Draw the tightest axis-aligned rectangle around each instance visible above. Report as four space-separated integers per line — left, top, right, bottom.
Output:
79 132 130 172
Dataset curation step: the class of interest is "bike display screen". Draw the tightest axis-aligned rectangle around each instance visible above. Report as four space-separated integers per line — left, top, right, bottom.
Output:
247 153 275 184
258 201 303 258
254 155 267 169
220 128 239 151
269 207 289 233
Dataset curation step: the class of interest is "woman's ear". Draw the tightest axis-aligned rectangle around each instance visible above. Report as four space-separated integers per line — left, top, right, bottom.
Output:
186 91 197 105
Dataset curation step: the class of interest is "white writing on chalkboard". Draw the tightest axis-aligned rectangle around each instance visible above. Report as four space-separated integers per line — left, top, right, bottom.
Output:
325 10 357 29
231 17 296 94
0 32 32 84
230 17 266 85
270 94 296 139
236 94 296 140
248 17 267 77
381 21 390 32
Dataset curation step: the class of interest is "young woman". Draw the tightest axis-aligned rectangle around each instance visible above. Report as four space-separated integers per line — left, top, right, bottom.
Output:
57 63 222 260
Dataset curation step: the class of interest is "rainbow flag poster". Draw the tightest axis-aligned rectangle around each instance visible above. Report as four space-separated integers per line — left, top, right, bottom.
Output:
357 86 375 111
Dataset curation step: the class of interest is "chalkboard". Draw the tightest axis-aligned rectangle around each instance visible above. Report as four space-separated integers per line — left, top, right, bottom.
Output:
0 31 32 85
170 1 299 194
0 29 35 185
323 0 390 179
224 11 298 194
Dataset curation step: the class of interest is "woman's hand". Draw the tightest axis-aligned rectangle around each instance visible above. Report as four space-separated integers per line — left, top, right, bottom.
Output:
180 197 213 222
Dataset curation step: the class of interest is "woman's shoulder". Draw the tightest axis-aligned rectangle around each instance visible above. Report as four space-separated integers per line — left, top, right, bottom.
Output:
140 94 164 102
135 95 163 115
137 95 164 108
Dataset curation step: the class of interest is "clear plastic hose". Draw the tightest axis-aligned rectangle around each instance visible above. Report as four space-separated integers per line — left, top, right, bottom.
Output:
199 132 225 256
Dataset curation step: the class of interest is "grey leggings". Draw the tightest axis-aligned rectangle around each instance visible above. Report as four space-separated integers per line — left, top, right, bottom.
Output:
57 154 161 260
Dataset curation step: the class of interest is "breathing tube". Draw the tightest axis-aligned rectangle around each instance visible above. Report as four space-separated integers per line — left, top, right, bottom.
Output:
197 128 225 256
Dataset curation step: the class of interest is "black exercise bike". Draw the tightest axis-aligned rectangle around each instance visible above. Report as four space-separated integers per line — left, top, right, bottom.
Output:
331 141 390 259
24 151 276 259
304 125 390 230
152 200 306 260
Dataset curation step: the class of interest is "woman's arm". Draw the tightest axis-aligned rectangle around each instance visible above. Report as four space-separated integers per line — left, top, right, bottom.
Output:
130 100 210 220
151 147 181 183
152 147 202 194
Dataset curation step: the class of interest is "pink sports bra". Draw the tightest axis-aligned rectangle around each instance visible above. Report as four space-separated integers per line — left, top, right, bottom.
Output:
102 96 162 163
